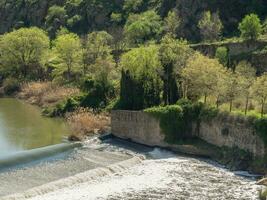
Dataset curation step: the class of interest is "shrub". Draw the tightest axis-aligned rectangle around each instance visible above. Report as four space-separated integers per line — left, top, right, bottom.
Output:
145 105 188 143
145 100 219 144
45 97 81 117
215 47 228 66
254 117 267 146
3 78 20 95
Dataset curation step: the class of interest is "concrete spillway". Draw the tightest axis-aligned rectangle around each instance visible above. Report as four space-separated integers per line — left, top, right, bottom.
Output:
0 143 82 170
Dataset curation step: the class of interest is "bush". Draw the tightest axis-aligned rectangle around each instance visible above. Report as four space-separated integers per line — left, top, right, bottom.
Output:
145 105 188 143
44 97 80 117
79 77 115 109
254 117 267 146
215 47 228 66
144 100 219 144
3 78 20 95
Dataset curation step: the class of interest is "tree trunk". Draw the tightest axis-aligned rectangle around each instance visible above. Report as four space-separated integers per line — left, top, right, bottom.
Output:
229 100 233 112
245 96 249 115
23 65 28 78
216 97 219 108
261 102 265 118
204 94 207 104
67 65 71 81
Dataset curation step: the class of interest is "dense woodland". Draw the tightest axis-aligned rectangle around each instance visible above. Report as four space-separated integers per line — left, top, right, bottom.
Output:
0 0 267 119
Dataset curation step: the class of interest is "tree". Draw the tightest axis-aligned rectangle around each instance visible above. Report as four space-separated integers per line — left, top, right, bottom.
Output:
235 61 256 115
238 14 262 40
198 11 223 42
124 10 163 45
164 10 181 37
123 0 143 14
0 27 50 79
120 45 163 110
251 73 267 117
52 33 82 81
45 6 67 38
215 47 228 67
159 34 193 104
82 31 113 74
181 53 224 104
223 70 242 112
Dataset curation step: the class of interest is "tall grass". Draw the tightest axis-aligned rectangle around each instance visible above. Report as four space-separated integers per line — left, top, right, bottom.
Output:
18 82 80 107
66 108 110 140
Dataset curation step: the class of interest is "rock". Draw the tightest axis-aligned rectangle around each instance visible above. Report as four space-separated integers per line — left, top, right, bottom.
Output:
68 135 81 142
257 178 267 186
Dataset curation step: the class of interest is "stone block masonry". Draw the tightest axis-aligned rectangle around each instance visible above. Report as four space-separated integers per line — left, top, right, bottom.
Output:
111 110 265 157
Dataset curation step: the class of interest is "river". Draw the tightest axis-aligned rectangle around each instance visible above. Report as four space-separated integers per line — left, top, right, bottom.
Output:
0 98 263 200
0 98 71 157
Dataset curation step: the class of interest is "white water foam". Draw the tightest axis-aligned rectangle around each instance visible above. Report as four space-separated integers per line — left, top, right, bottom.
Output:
0 157 143 200
1 147 262 200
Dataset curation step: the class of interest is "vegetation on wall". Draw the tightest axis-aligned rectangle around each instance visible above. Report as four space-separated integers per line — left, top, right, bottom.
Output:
144 100 218 143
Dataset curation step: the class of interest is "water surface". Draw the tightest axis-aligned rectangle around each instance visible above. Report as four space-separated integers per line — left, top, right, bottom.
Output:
0 98 71 157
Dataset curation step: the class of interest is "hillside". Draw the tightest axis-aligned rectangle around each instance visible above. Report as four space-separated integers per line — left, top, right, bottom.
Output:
1 0 267 41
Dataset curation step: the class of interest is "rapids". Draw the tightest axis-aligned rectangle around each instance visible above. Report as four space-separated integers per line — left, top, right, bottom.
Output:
0 137 263 200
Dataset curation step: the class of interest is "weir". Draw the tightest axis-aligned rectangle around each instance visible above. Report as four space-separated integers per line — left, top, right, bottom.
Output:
0 143 82 170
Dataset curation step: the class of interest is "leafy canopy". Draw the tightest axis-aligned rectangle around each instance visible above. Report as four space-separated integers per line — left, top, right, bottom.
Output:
124 10 163 45
238 13 262 40
52 33 82 81
198 11 223 42
0 27 49 79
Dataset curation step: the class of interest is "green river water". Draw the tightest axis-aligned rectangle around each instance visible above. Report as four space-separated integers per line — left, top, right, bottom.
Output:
0 98 71 157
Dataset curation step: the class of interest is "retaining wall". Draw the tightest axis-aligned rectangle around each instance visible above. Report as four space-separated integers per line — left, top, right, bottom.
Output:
111 110 265 157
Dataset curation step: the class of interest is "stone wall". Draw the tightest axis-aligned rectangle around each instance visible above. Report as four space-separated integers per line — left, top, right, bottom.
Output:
111 110 166 147
111 110 265 157
191 40 267 57
196 115 265 157
191 40 267 73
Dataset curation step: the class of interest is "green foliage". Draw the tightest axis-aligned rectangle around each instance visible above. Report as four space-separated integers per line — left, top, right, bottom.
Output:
119 45 162 110
145 100 218 143
0 27 50 79
45 6 67 38
43 97 80 117
181 53 226 102
215 47 228 66
82 31 114 74
238 14 262 40
79 77 115 109
123 0 143 13
198 11 223 42
145 105 185 143
124 10 163 45
159 34 193 104
251 73 267 117
2 78 20 95
254 117 267 146
163 10 180 37
52 33 82 82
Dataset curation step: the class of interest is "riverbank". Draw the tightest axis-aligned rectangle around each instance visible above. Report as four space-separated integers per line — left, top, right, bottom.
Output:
13 81 111 140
